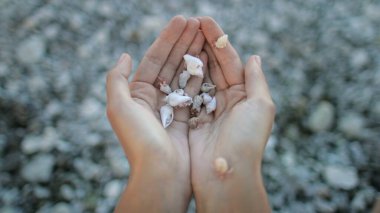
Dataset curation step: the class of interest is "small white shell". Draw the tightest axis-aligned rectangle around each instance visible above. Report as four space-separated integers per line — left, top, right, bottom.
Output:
160 104 173 128
201 83 216 93
159 82 172 95
214 157 229 174
165 92 192 107
183 54 203 77
179 70 191 89
200 93 213 105
215 34 228 49
206 96 216 114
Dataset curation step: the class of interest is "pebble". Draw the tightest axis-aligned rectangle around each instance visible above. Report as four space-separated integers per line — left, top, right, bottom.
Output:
104 179 123 198
307 101 335 132
16 35 46 64
338 112 365 138
51 203 72 213
350 49 369 69
324 165 359 190
21 127 59 154
21 154 55 182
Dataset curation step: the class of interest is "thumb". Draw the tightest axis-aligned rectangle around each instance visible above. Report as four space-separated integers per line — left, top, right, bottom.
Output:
244 55 271 100
106 53 133 103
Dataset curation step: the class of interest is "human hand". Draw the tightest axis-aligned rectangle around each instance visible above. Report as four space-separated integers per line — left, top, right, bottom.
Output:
106 16 206 212
189 17 275 213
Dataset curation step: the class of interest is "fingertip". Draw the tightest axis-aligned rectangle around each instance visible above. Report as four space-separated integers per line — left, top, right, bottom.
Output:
116 53 132 77
171 15 187 26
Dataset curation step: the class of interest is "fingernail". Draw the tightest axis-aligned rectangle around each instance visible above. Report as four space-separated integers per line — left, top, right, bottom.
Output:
117 53 126 65
254 55 261 66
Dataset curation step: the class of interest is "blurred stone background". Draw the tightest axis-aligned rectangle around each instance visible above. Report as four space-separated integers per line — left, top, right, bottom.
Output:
0 0 379 212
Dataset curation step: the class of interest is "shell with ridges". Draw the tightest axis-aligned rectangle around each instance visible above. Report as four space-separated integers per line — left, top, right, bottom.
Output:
215 34 228 49
183 54 203 77
165 92 192 107
201 93 213 105
179 70 191 89
206 96 216 114
201 83 216 93
159 82 172 95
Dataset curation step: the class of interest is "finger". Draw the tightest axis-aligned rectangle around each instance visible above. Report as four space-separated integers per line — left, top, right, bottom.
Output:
245 55 271 100
106 53 133 103
156 18 200 85
170 30 205 89
204 43 228 90
133 15 187 84
199 16 244 85
173 52 208 123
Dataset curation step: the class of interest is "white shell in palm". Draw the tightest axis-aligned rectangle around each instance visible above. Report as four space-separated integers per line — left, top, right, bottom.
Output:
206 96 216 114
160 104 173 128
201 83 216 93
179 70 191 89
159 82 172 95
165 92 192 107
183 54 203 77
200 93 213 105
215 34 228 49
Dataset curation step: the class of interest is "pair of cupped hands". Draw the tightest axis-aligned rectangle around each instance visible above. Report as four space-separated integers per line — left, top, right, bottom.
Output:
106 16 275 213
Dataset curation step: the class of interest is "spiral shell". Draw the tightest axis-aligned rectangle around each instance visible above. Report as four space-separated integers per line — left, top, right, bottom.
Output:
179 70 191 89
165 92 192 107
159 82 172 95
201 83 216 93
160 104 173 128
206 96 216 114
183 54 203 77
191 95 203 116
188 117 199 129
215 34 228 49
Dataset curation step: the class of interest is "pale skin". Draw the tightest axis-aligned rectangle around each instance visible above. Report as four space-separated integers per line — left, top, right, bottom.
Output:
106 16 275 213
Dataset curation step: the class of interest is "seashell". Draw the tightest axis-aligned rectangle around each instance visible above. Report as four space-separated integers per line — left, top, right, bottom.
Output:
188 117 199 129
179 70 191 89
214 157 229 174
160 104 173 128
191 95 203 116
183 54 203 77
201 83 216 93
159 81 172 95
174 89 185 96
200 92 213 105
206 96 216 114
215 34 228 49
165 92 192 107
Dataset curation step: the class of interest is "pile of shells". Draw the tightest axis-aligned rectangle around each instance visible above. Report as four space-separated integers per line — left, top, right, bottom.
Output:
159 54 216 129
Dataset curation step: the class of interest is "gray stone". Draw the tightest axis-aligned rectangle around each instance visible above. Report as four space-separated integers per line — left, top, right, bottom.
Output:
16 36 46 64
324 165 359 190
307 101 335 132
60 185 75 200
104 179 123 198
350 49 369 69
21 127 59 154
338 113 365 138
51 203 72 213
21 154 55 182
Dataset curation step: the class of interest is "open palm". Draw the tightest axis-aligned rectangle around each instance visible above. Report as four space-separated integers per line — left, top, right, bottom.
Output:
189 17 275 212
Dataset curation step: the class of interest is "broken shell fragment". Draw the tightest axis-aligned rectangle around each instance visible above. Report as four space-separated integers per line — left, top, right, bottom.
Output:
160 104 174 128
159 82 172 95
183 54 203 77
215 34 228 49
200 93 213 105
214 157 229 174
188 117 200 129
191 95 203 116
179 70 191 89
201 83 216 93
206 96 216 114
165 92 192 107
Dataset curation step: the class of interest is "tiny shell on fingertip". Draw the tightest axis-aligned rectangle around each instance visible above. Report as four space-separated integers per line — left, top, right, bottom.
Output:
200 93 213 105
215 34 228 49
160 104 173 128
201 83 216 93
179 70 191 89
165 92 192 107
206 96 216 114
214 157 229 174
159 82 172 95
183 54 204 77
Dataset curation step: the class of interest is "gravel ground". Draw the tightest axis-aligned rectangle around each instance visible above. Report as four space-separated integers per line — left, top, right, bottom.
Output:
1 0 379 212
